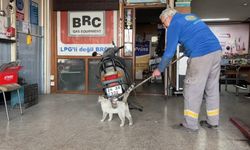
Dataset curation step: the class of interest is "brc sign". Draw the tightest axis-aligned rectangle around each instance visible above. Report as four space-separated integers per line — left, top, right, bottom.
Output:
69 11 105 36
73 16 101 28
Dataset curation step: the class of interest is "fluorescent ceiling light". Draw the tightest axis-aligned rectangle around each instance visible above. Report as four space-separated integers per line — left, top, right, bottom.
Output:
201 18 230 22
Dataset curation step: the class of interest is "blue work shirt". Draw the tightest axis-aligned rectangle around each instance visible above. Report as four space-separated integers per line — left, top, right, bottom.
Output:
157 13 222 72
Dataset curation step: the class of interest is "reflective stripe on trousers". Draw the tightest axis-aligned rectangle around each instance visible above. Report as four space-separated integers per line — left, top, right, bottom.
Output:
184 109 199 119
207 108 219 117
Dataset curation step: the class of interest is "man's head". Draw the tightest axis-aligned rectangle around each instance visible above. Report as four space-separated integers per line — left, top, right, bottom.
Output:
159 8 177 28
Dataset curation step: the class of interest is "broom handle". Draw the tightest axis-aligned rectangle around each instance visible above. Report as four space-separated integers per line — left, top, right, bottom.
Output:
133 55 185 90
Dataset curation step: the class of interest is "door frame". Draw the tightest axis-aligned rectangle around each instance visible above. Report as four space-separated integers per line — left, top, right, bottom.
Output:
123 4 167 81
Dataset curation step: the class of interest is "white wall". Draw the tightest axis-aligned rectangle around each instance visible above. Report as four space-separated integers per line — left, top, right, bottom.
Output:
209 24 249 55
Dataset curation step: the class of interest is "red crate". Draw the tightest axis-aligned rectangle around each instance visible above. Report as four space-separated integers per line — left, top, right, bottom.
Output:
0 66 22 85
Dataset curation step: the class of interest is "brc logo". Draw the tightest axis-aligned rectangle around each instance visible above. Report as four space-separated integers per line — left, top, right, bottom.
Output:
72 16 101 28
4 75 14 81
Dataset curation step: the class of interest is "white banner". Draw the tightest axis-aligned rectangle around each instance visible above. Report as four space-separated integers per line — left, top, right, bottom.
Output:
57 11 117 56
69 11 105 36
57 44 113 56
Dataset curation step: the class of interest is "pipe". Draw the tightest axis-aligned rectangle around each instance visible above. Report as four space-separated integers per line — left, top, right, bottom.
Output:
0 0 3 10
169 0 174 8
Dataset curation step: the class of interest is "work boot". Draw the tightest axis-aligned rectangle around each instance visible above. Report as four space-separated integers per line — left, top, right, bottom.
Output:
172 124 196 133
175 123 199 132
200 120 218 129
244 93 250 99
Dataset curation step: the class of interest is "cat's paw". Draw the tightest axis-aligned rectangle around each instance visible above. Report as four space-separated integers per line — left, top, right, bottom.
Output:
120 123 125 127
108 118 112 122
100 119 105 122
129 122 133 126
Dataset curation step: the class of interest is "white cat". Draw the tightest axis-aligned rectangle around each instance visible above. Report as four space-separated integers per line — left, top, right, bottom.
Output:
98 95 133 127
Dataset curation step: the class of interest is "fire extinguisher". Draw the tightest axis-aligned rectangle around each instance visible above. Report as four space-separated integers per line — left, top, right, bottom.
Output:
26 29 32 45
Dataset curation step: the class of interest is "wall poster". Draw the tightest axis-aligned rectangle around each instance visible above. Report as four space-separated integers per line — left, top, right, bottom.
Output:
135 41 150 79
124 8 133 57
57 11 117 56
30 0 39 25
209 24 249 56
16 0 25 21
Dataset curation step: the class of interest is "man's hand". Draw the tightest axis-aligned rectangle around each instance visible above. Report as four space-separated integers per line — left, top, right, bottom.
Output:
152 68 161 77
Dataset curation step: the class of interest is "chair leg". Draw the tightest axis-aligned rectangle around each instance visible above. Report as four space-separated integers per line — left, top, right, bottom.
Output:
219 82 221 92
17 89 23 115
2 91 10 121
225 79 228 91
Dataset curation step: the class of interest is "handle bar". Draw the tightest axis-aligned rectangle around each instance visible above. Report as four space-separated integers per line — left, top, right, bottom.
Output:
118 46 124 49
114 46 124 53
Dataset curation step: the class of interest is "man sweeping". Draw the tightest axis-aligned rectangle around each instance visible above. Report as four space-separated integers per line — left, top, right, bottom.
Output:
152 8 222 131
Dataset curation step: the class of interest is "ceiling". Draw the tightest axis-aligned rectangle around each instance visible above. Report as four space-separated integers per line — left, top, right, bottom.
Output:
192 0 250 22
136 0 250 23
136 8 164 24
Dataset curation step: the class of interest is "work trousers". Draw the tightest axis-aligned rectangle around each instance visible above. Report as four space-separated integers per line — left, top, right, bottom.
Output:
182 50 221 130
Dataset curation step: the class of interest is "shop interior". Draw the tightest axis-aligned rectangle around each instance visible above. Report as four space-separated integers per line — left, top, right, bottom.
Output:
134 7 166 95
0 0 250 149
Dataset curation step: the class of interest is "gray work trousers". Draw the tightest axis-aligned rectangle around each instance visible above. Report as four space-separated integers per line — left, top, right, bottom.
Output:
182 50 221 130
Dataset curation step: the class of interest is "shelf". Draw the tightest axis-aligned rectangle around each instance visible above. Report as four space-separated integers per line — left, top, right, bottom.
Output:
0 38 16 43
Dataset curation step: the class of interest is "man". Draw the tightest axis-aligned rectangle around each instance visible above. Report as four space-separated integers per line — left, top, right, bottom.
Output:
152 8 222 131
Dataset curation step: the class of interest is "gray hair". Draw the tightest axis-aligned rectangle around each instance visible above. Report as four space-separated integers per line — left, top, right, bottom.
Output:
159 8 177 20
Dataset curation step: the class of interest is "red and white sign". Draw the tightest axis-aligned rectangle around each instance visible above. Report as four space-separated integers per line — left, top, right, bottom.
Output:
57 11 117 56
16 11 24 21
16 0 25 21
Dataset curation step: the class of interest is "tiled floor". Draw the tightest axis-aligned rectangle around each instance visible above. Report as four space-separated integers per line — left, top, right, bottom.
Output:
0 86 249 150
